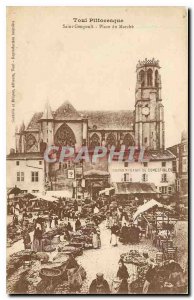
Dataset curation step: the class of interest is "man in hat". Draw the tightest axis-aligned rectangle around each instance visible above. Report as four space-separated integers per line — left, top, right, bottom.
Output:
89 273 110 294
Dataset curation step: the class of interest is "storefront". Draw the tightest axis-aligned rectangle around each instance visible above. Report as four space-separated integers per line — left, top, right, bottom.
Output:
83 169 110 200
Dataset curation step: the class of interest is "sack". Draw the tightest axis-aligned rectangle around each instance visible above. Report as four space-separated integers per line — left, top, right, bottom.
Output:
112 278 122 294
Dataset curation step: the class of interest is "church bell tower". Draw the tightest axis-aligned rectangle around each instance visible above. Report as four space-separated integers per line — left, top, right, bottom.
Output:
134 58 165 150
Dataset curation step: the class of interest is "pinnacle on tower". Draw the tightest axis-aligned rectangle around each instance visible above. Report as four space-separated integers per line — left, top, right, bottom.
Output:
41 100 53 120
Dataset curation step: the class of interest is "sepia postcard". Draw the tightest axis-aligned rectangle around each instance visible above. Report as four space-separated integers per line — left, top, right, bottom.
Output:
6 6 188 295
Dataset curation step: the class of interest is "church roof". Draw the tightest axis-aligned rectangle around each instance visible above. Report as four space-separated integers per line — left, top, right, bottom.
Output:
26 101 134 131
80 110 134 130
27 112 43 130
54 101 83 121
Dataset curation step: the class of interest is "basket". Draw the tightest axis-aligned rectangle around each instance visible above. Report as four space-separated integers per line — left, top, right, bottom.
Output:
44 245 56 252
39 267 62 281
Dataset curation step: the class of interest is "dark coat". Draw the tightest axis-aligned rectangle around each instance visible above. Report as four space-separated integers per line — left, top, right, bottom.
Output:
89 279 110 294
117 265 129 294
34 228 42 240
111 225 120 235
75 219 81 231
117 265 129 280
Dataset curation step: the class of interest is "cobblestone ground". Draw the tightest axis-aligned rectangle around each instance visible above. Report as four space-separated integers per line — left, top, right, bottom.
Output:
77 221 158 293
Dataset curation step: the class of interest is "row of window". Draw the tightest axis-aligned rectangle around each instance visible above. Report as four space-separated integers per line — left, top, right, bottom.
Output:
17 171 39 182
123 173 168 183
159 186 172 195
124 161 167 168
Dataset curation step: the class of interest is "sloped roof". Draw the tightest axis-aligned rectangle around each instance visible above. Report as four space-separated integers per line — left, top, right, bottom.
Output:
26 101 135 131
7 152 44 160
147 150 175 161
113 182 157 195
54 101 82 120
27 112 43 130
167 145 179 157
26 101 82 130
80 110 134 130
7 187 22 196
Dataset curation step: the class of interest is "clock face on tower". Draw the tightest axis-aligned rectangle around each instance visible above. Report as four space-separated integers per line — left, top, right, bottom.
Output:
142 106 150 116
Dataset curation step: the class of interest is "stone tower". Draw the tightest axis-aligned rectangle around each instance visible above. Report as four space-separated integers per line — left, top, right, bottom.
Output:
134 58 165 150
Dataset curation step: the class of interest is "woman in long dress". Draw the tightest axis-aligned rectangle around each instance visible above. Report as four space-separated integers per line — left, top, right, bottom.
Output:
110 222 120 246
106 215 113 229
33 225 43 252
92 227 101 249
92 228 98 249
116 259 129 294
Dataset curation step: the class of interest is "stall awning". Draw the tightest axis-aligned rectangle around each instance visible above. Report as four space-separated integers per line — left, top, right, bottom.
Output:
23 192 37 199
31 192 58 202
32 190 72 201
46 190 72 199
7 186 22 196
113 182 157 195
133 199 172 221
99 189 106 195
99 187 115 195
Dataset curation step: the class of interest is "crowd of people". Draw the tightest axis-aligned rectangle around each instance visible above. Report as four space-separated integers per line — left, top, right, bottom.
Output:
22 201 102 252
88 256 187 294
106 206 142 246
8 194 187 294
89 259 129 294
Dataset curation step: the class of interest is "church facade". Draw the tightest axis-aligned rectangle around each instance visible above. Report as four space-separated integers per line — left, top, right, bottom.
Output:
7 58 175 196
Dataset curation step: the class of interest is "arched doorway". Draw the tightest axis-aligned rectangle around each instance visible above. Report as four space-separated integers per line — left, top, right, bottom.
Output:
106 133 116 148
89 133 100 148
54 123 76 146
122 133 135 147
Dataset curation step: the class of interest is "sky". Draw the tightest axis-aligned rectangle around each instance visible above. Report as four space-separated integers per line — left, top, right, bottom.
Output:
7 7 188 150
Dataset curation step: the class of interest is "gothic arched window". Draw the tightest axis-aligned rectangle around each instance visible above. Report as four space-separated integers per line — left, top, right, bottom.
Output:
54 123 76 147
147 69 153 86
155 70 159 87
122 133 135 147
25 134 37 151
106 133 116 148
139 70 145 87
89 133 100 148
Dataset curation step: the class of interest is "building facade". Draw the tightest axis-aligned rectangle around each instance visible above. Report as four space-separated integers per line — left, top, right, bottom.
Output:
167 130 188 200
108 151 176 196
7 58 176 197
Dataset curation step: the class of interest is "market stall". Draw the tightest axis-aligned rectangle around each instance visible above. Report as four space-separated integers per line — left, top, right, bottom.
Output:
133 200 178 262
7 248 86 294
